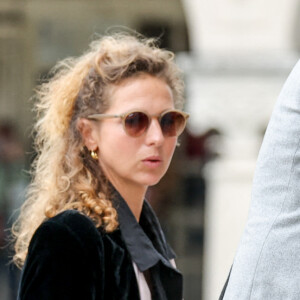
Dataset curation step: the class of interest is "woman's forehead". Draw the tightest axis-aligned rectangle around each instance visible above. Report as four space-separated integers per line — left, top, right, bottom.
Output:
105 75 174 112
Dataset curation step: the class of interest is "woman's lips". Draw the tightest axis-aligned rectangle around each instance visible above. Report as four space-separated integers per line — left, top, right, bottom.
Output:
142 156 162 168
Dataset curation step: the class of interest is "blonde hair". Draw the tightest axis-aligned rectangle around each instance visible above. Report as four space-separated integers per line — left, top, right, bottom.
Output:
12 33 185 268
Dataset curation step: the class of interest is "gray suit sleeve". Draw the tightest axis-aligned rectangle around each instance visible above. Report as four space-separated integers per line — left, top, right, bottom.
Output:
223 59 300 300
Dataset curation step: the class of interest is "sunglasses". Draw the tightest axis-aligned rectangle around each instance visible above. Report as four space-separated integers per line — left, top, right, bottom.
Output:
87 109 189 138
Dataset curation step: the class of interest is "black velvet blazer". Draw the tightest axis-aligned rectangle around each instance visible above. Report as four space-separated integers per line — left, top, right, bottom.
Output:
18 190 183 300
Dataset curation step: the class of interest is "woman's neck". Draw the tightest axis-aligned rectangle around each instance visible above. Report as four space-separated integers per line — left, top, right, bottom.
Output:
120 187 146 222
110 179 147 222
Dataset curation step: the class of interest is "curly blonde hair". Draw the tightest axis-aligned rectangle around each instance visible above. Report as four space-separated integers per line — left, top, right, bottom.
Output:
12 33 185 268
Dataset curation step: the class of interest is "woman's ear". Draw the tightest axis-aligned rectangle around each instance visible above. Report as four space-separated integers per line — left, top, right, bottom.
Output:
77 118 98 151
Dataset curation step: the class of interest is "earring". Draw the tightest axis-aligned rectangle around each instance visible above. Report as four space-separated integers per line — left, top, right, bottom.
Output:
90 150 98 160
176 142 181 147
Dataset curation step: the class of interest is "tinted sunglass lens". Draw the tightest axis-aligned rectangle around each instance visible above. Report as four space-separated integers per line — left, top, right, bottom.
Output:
161 112 185 137
124 112 149 137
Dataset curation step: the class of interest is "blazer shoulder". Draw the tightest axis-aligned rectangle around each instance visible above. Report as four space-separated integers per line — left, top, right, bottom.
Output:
48 209 100 234
29 210 103 254
20 212 105 299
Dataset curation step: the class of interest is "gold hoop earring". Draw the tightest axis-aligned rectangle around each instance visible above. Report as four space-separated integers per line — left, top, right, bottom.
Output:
90 150 98 160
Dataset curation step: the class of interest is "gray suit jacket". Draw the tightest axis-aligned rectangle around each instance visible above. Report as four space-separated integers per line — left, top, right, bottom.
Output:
222 59 300 300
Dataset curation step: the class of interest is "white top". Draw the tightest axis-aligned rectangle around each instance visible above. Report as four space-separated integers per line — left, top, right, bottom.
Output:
132 259 177 300
132 262 151 300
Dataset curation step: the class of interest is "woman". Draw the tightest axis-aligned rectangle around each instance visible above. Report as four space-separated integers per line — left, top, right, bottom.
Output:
13 33 189 300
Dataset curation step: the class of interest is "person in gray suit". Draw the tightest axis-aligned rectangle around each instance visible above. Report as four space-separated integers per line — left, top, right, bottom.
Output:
220 60 300 300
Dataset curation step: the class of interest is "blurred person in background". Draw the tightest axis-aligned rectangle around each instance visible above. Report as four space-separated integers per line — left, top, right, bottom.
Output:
0 122 27 300
13 33 189 300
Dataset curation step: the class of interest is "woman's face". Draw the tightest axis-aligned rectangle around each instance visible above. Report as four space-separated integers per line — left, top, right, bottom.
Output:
89 74 177 190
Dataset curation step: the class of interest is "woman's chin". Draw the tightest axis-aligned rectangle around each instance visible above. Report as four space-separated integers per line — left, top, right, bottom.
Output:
133 175 161 188
143 177 163 187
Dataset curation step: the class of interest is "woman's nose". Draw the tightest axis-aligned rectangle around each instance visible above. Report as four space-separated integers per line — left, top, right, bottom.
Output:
145 118 164 146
